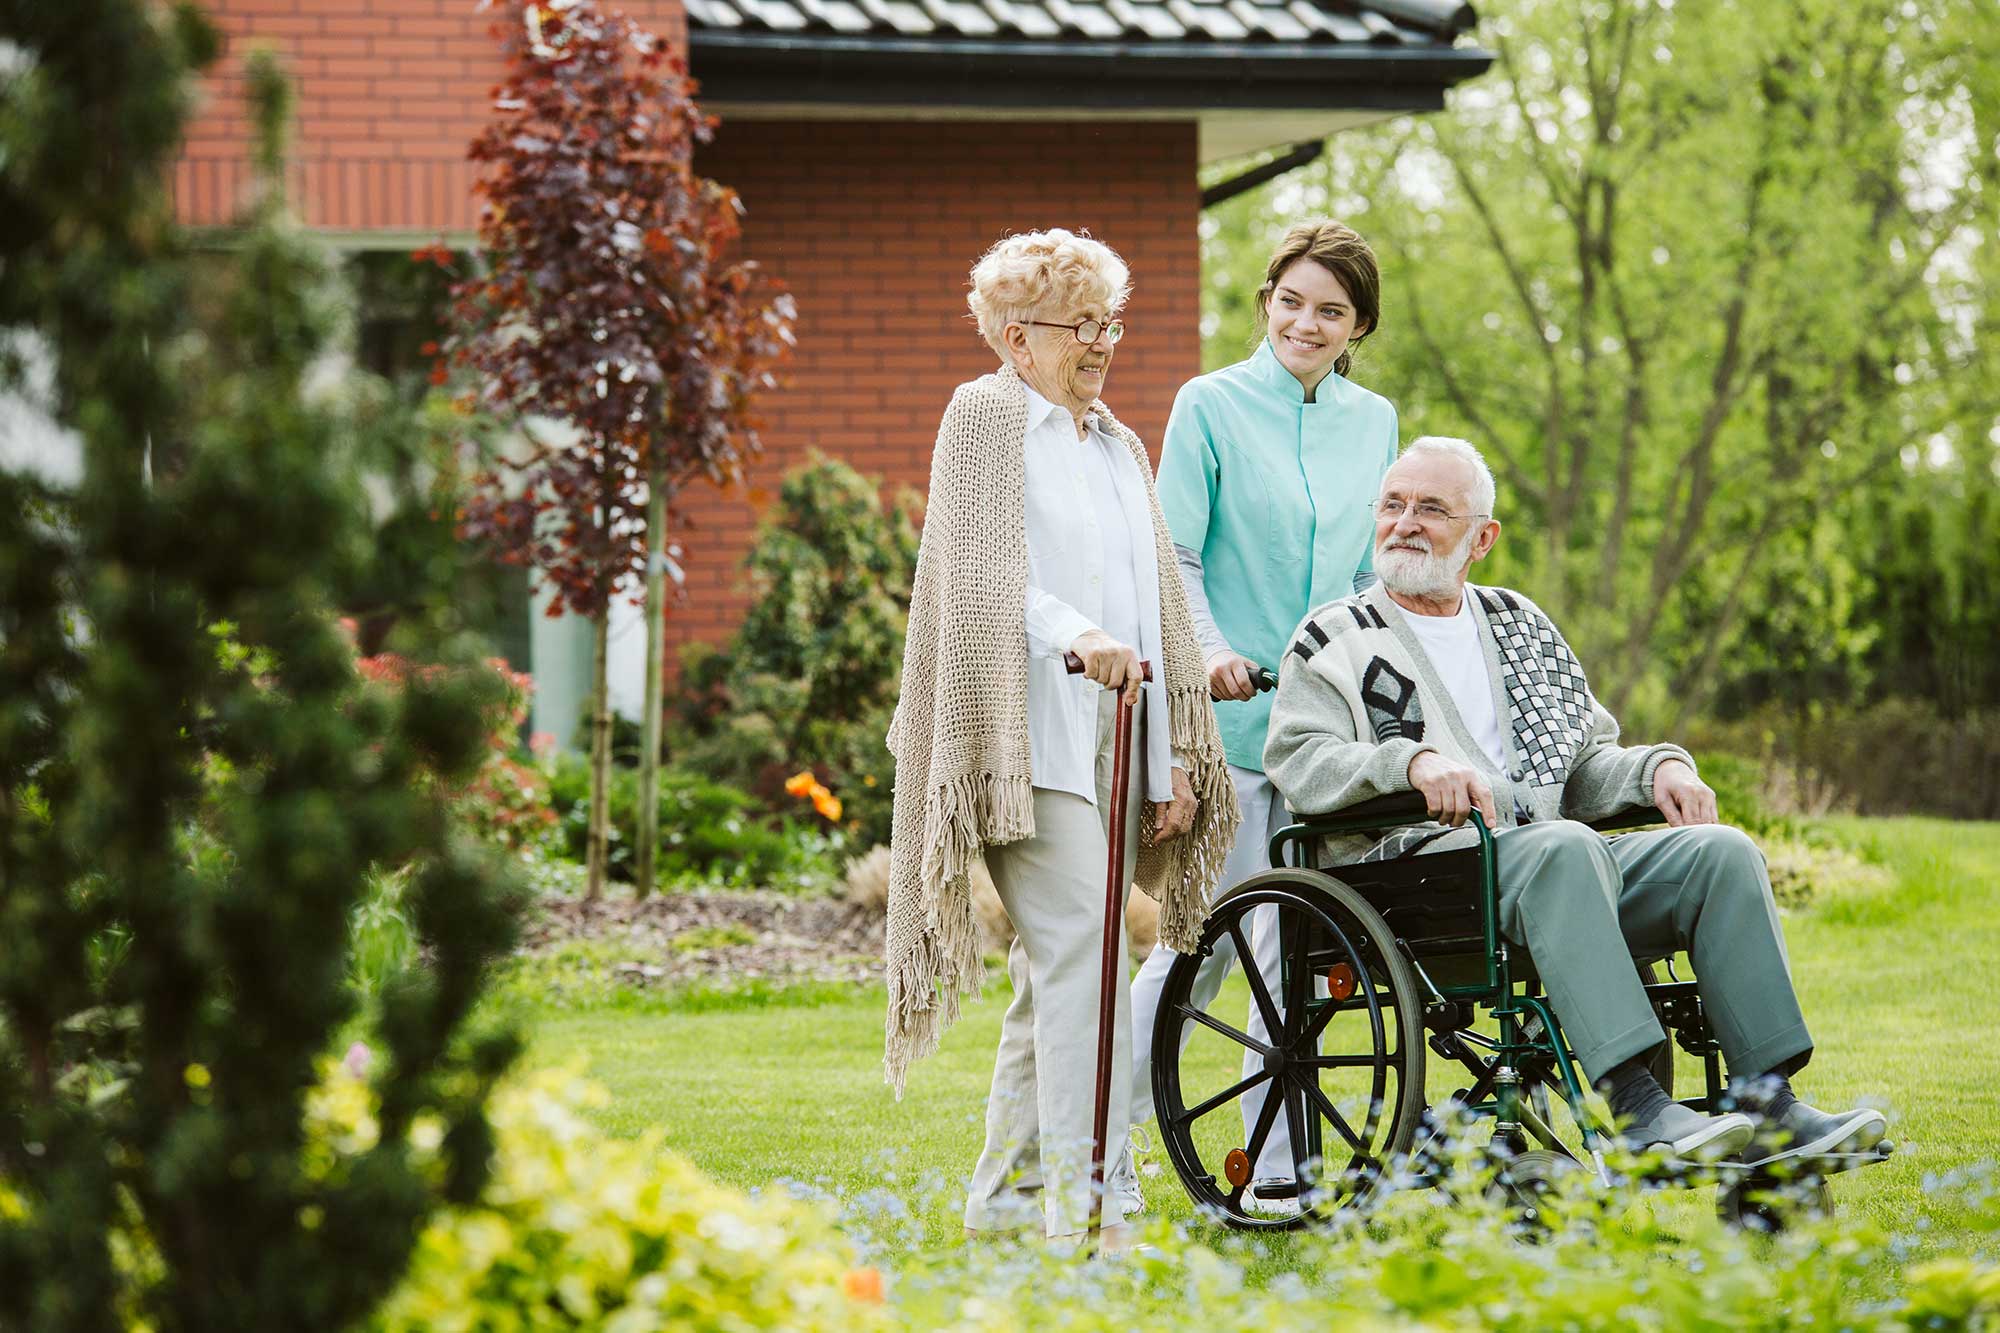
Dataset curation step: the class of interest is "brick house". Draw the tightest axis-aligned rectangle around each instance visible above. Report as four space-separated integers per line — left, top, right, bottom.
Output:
173 0 1489 743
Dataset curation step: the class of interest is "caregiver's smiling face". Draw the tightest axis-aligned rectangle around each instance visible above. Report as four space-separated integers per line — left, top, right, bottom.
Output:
1264 258 1366 393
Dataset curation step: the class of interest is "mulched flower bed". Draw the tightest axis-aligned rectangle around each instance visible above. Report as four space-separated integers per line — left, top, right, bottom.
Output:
522 891 882 988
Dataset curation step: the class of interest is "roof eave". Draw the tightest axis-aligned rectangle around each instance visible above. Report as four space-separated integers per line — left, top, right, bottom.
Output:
687 31 1494 112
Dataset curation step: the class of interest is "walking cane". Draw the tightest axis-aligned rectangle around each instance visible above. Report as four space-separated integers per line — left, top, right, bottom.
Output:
1063 650 1151 1243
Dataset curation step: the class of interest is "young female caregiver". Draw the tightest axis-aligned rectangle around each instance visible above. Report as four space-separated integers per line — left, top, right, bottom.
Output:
1123 220 1400 1212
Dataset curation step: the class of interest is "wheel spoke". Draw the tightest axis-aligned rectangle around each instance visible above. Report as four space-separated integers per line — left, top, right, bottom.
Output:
1171 1068 1275 1129
1231 918 1285 1040
1299 1052 1388 1069
1282 906 1311 1043
1240 1065 1286 1178
1285 1073 1311 1198
1301 993 1348 1046
1292 1072 1368 1154
1301 981 1397 1046
1176 1002 1274 1057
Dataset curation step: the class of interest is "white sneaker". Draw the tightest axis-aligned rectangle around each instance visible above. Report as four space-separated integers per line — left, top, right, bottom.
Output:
1242 1177 1302 1218
1107 1130 1147 1217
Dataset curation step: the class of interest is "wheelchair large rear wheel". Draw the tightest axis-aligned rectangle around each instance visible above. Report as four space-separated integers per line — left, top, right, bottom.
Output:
1151 868 1427 1229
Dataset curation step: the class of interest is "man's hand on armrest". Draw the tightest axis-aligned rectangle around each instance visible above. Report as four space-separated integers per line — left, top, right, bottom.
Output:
1408 751 1500 829
1651 759 1717 827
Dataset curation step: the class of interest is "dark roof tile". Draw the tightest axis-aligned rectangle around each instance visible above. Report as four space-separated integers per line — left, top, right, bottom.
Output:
1229 0 1310 40
1043 0 1128 38
1165 0 1249 40
1105 0 1187 39
690 0 1475 44
796 0 876 30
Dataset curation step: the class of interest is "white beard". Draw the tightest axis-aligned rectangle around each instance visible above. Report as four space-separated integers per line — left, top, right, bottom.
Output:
1375 527 1477 601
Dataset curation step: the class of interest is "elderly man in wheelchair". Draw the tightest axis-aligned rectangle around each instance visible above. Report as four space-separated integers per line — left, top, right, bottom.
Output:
1144 434 1887 1230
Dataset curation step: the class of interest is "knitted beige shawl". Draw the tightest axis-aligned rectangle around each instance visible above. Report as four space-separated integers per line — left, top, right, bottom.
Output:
883 365 1241 1094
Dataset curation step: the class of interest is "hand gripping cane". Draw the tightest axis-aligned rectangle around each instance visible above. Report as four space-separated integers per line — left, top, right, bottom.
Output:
1063 650 1152 1243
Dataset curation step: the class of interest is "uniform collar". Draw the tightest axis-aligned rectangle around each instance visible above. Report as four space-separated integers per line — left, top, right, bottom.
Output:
1248 335 1346 405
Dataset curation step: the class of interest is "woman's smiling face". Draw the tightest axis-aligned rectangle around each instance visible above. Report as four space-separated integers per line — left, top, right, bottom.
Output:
1264 258 1367 390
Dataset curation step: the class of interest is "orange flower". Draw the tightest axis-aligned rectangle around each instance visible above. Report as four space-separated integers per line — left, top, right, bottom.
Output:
784 770 817 797
811 790 843 823
842 1267 884 1303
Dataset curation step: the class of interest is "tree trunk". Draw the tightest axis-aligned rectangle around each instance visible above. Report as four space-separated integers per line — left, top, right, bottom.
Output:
585 607 612 902
635 468 670 897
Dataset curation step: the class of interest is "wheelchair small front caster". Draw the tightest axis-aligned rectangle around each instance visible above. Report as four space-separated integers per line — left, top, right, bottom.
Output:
1486 1149 1586 1236
1717 1174 1833 1233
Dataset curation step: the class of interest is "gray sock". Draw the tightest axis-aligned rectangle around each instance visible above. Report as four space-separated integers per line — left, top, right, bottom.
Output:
1598 1055 1672 1129
1730 1070 1799 1119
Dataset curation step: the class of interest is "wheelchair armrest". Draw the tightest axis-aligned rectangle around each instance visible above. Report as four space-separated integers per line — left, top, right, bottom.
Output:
1587 804 1666 833
1291 791 1432 834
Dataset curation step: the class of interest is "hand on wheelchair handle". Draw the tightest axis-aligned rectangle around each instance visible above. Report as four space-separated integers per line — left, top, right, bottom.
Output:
1204 650 1269 702
1406 750 1500 829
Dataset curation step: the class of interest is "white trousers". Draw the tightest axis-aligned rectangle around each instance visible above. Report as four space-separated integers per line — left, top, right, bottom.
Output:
1128 764 1297 1181
963 690 1142 1237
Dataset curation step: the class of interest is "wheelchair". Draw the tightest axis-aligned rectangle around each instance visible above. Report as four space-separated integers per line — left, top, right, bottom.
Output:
1148 791 1892 1233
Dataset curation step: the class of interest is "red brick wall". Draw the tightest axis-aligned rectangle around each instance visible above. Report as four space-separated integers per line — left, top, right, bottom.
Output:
172 6 1202 659
175 0 688 230
672 118 1201 656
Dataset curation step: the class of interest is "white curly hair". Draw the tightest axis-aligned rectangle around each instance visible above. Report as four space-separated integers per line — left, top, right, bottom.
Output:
965 229 1131 359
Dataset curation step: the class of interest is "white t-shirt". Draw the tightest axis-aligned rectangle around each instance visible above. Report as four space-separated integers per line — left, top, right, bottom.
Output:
1400 594 1509 773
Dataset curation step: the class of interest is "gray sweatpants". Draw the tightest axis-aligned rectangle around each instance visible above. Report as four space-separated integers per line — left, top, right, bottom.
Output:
1496 819 1813 1082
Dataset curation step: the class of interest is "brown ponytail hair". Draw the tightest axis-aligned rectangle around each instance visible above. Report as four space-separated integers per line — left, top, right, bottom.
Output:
1253 220 1381 379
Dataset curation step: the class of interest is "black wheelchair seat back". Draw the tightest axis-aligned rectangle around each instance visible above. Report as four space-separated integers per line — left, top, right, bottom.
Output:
1324 846 1542 992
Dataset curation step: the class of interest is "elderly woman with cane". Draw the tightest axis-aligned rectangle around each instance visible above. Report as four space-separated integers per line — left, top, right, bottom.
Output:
883 228 1239 1251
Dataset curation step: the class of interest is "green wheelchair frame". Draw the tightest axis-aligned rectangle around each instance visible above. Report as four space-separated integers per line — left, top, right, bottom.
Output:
1148 791 1784 1232
1281 793 1729 1163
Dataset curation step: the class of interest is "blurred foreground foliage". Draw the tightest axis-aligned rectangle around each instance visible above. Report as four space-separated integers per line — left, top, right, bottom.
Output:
347 1065 2000 1330
0 12 518 1329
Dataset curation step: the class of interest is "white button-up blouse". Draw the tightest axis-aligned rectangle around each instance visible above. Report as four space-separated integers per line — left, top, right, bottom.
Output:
1018 383 1178 804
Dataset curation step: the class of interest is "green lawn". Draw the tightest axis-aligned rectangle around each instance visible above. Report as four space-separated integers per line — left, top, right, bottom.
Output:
513 817 2000 1250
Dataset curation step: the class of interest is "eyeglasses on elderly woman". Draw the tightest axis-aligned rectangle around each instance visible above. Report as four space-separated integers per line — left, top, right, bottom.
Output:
1022 317 1126 346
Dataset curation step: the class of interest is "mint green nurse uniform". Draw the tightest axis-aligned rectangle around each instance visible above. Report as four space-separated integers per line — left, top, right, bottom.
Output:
1156 337 1400 773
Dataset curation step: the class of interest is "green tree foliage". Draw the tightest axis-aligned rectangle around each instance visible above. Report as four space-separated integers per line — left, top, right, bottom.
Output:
0 13 517 1329
674 454 920 848
1202 0 2000 730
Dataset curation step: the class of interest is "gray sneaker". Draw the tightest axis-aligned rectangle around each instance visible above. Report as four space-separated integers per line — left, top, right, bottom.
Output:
1625 1102 1755 1162
1747 1102 1888 1166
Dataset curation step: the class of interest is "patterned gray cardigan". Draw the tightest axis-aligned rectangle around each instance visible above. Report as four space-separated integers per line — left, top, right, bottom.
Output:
1263 581 1694 864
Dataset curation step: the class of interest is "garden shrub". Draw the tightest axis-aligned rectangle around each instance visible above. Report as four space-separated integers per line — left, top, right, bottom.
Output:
1691 702 2000 822
354 646 557 852
672 453 919 848
1758 836 1894 910
370 1068 890 1333
548 757 842 893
